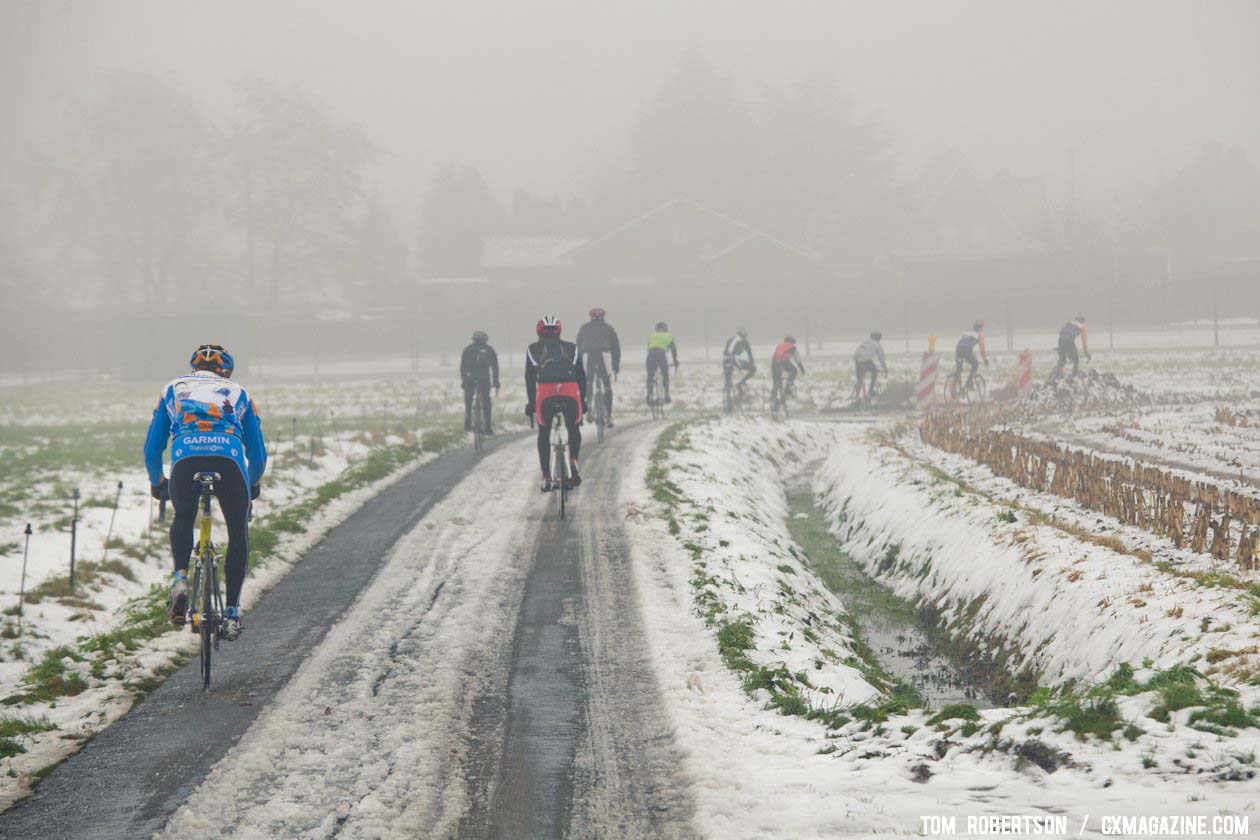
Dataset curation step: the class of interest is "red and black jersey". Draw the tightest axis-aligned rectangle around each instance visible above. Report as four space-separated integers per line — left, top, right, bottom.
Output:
525 337 587 407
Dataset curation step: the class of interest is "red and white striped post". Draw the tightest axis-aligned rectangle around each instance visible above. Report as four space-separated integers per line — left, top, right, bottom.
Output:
1017 350 1033 400
917 336 939 412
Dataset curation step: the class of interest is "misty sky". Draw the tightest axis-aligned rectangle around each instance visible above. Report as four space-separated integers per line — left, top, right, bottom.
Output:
4 0 1259 233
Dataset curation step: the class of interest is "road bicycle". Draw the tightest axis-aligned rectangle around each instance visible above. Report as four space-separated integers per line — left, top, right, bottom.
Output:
588 357 609 444
851 375 882 413
943 369 987 403
770 376 797 422
547 411 572 519
470 387 486 453
161 471 229 691
723 362 754 416
647 368 667 421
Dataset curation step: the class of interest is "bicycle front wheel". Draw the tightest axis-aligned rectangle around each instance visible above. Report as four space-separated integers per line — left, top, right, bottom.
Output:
594 386 606 444
558 444 567 520
200 556 214 691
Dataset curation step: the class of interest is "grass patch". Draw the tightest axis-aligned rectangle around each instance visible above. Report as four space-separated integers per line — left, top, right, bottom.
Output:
2 428 465 716
21 558 137 605
3 646 89 706
928 703 981 726
1051 696 1125 741
1028 662 1259 741
0 715 57 759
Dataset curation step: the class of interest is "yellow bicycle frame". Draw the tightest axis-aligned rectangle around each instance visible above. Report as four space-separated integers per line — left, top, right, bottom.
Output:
190 483 215 628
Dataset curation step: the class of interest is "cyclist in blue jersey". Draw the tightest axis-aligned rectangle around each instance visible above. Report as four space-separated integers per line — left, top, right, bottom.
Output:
143 344 267 640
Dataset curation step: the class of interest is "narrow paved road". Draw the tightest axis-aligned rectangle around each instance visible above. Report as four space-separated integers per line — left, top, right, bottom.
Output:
0 437 513 840
459 424 696 839
1 424 695 839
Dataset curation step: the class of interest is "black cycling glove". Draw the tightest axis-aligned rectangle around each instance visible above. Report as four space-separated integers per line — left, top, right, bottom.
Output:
150 477 169 501
250 483 261 500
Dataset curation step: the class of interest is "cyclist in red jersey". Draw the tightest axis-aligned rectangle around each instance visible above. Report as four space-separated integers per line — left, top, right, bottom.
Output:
771 336 806 404
525 316 588 491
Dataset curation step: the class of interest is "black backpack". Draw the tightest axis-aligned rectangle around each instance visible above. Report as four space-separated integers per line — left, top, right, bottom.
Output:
535 340 577 383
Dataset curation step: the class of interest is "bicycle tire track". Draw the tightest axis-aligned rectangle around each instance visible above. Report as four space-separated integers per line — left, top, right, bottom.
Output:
0 437 519 840
459 424 697 839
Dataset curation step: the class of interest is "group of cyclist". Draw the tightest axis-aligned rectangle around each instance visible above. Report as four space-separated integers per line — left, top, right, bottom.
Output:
144 313 1092 642
948 314 1090 395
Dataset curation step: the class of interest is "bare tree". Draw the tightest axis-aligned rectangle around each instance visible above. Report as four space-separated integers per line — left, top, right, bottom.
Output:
41 73 221 305
228 80 377 304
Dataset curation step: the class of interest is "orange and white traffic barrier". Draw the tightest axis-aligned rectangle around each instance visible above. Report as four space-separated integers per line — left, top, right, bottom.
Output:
917 339 939 412
1017 350 1033 399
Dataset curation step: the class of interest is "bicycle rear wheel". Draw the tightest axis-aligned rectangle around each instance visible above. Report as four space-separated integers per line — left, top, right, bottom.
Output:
593 381 606 444
472 392 483 452
973 375 988 402
559 448 567 520
199 555 214 691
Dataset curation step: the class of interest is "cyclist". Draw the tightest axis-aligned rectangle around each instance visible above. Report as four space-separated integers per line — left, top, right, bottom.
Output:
723 327 756 393
460 330 500 433
954 320 989 392
575 307 621 427
525 316 588 491
143 344 267 641
1054 315 1090 379
771 336 806 404
853 331 888 396
646 321 679 404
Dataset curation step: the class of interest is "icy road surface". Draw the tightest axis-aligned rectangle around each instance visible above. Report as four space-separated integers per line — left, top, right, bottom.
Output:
0 425 693 839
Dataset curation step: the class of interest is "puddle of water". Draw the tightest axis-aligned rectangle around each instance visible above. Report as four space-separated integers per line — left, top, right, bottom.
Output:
785 486 1000 710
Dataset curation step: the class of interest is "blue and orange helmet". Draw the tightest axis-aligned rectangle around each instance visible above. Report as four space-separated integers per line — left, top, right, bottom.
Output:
190 343 234 377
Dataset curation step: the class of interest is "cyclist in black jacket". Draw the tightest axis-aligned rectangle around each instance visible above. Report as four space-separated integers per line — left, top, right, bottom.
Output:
525 316 588 491
461 330 500 433
723 328 756 391
575 307 620 427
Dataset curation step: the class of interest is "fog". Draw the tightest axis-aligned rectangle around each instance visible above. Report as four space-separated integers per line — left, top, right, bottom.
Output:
3 0 1259 377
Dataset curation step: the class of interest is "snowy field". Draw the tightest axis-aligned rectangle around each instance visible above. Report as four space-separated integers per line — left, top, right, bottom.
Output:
4 339 1260 834
0 369 474 804
632 416 1259 837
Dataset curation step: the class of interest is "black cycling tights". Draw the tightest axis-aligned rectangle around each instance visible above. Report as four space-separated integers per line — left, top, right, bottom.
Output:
169 456 250 607
536 397 582 475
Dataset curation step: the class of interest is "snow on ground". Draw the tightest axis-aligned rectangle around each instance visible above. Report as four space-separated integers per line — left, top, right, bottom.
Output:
0 431 454 809
650 418 883 708
158 439 540 839
0 369 478 804
827 427 1260 688
625 417 1260 838
1052 402 1260 482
